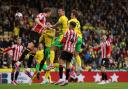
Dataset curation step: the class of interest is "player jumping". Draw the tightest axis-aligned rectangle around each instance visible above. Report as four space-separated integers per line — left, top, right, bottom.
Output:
15 8 51 84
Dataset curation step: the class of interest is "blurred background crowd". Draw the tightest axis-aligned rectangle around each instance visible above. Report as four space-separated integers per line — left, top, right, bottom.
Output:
0 0 128 70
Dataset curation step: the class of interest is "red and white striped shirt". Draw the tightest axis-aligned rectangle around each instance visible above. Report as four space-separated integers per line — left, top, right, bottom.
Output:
61 29 78 53
93 40 111 59
107 36 113 43
4 44 23 61
32 13 46 34
12 44 23 61
100 40 111 58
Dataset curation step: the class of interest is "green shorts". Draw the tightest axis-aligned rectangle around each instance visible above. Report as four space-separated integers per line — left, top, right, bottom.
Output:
36 64 47 71
75 37 82 52
52 35 63 49
45 47 50 59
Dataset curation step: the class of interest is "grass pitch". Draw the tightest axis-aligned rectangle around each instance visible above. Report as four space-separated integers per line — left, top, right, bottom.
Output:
0 83 127 89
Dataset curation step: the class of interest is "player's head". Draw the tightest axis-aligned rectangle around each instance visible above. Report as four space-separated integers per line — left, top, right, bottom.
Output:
38 43 43 50
69 21 76 29
58 7 65 16
71 9 78 19
17 38 22 45
43 8 51 17
101 35 107 42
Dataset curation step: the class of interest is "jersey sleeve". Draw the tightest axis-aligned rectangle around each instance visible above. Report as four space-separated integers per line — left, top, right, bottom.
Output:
58 16 63 24
68 19 72 24
106 41 111 56
74 32 78 44
36 13 42 20
3 47 13 53
61 31 68 43
77 21 81 30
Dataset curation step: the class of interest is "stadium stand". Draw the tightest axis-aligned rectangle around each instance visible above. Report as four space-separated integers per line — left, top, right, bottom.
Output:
0 0 128 71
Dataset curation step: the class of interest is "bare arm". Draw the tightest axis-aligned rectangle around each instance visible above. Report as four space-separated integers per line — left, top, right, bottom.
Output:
52 22 61 29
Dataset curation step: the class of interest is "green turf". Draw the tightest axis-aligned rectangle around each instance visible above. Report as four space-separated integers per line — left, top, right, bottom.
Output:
0 83 127 89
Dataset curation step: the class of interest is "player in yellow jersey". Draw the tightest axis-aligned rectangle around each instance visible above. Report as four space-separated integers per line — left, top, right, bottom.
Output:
34 43 46 76
39 23 56 69
37 23 56 83
49 8 69 67
68 10 83 72
32 43 52 84
39 24 55 61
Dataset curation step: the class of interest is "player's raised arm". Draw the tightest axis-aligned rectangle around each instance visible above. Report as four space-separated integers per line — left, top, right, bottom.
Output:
51 8 67 30
52 21 61 29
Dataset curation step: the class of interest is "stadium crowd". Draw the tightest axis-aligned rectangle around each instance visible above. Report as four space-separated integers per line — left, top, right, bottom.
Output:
0 0 128 70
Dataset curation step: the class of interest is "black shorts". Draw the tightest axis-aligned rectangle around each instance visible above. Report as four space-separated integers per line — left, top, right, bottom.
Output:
12 60 17 68
60 51 73 62
101 58 110 67
27 54 35 68
30 31 40 47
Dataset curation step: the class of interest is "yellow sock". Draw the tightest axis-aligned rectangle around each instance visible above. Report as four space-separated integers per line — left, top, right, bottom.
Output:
75 55 81 67
50 50 55 64
45 70 51 81
47 70 51 82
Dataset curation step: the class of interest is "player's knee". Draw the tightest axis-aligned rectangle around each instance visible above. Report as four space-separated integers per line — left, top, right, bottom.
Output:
51 46 58 51
50 46 55 50
25 68 31 72
101 66 106 72
74 51 79 56
59 59 63 65
66 62 71 69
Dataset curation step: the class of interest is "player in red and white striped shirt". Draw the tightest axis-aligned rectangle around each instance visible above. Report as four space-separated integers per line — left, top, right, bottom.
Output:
32 10 50 34
11 43 23 62
55 21 78 86
4 38 23 85
93 35 112 84
14 8 51 85
100 40 111 59
94 38 111 59
62 27 78 53
31 8 51 47
15 8 51 68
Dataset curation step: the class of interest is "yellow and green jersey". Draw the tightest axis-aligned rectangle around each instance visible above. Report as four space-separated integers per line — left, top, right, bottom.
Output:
68 18 82 38
58 15 69 35
39 29 55 47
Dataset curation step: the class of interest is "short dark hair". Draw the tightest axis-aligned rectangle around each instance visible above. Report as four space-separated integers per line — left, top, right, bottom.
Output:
71 9 78 18
43 8 51 13
70 21 76 28
58 6 65 11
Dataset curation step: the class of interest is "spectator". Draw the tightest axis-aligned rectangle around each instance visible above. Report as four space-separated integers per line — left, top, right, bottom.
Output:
0 0 128 70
